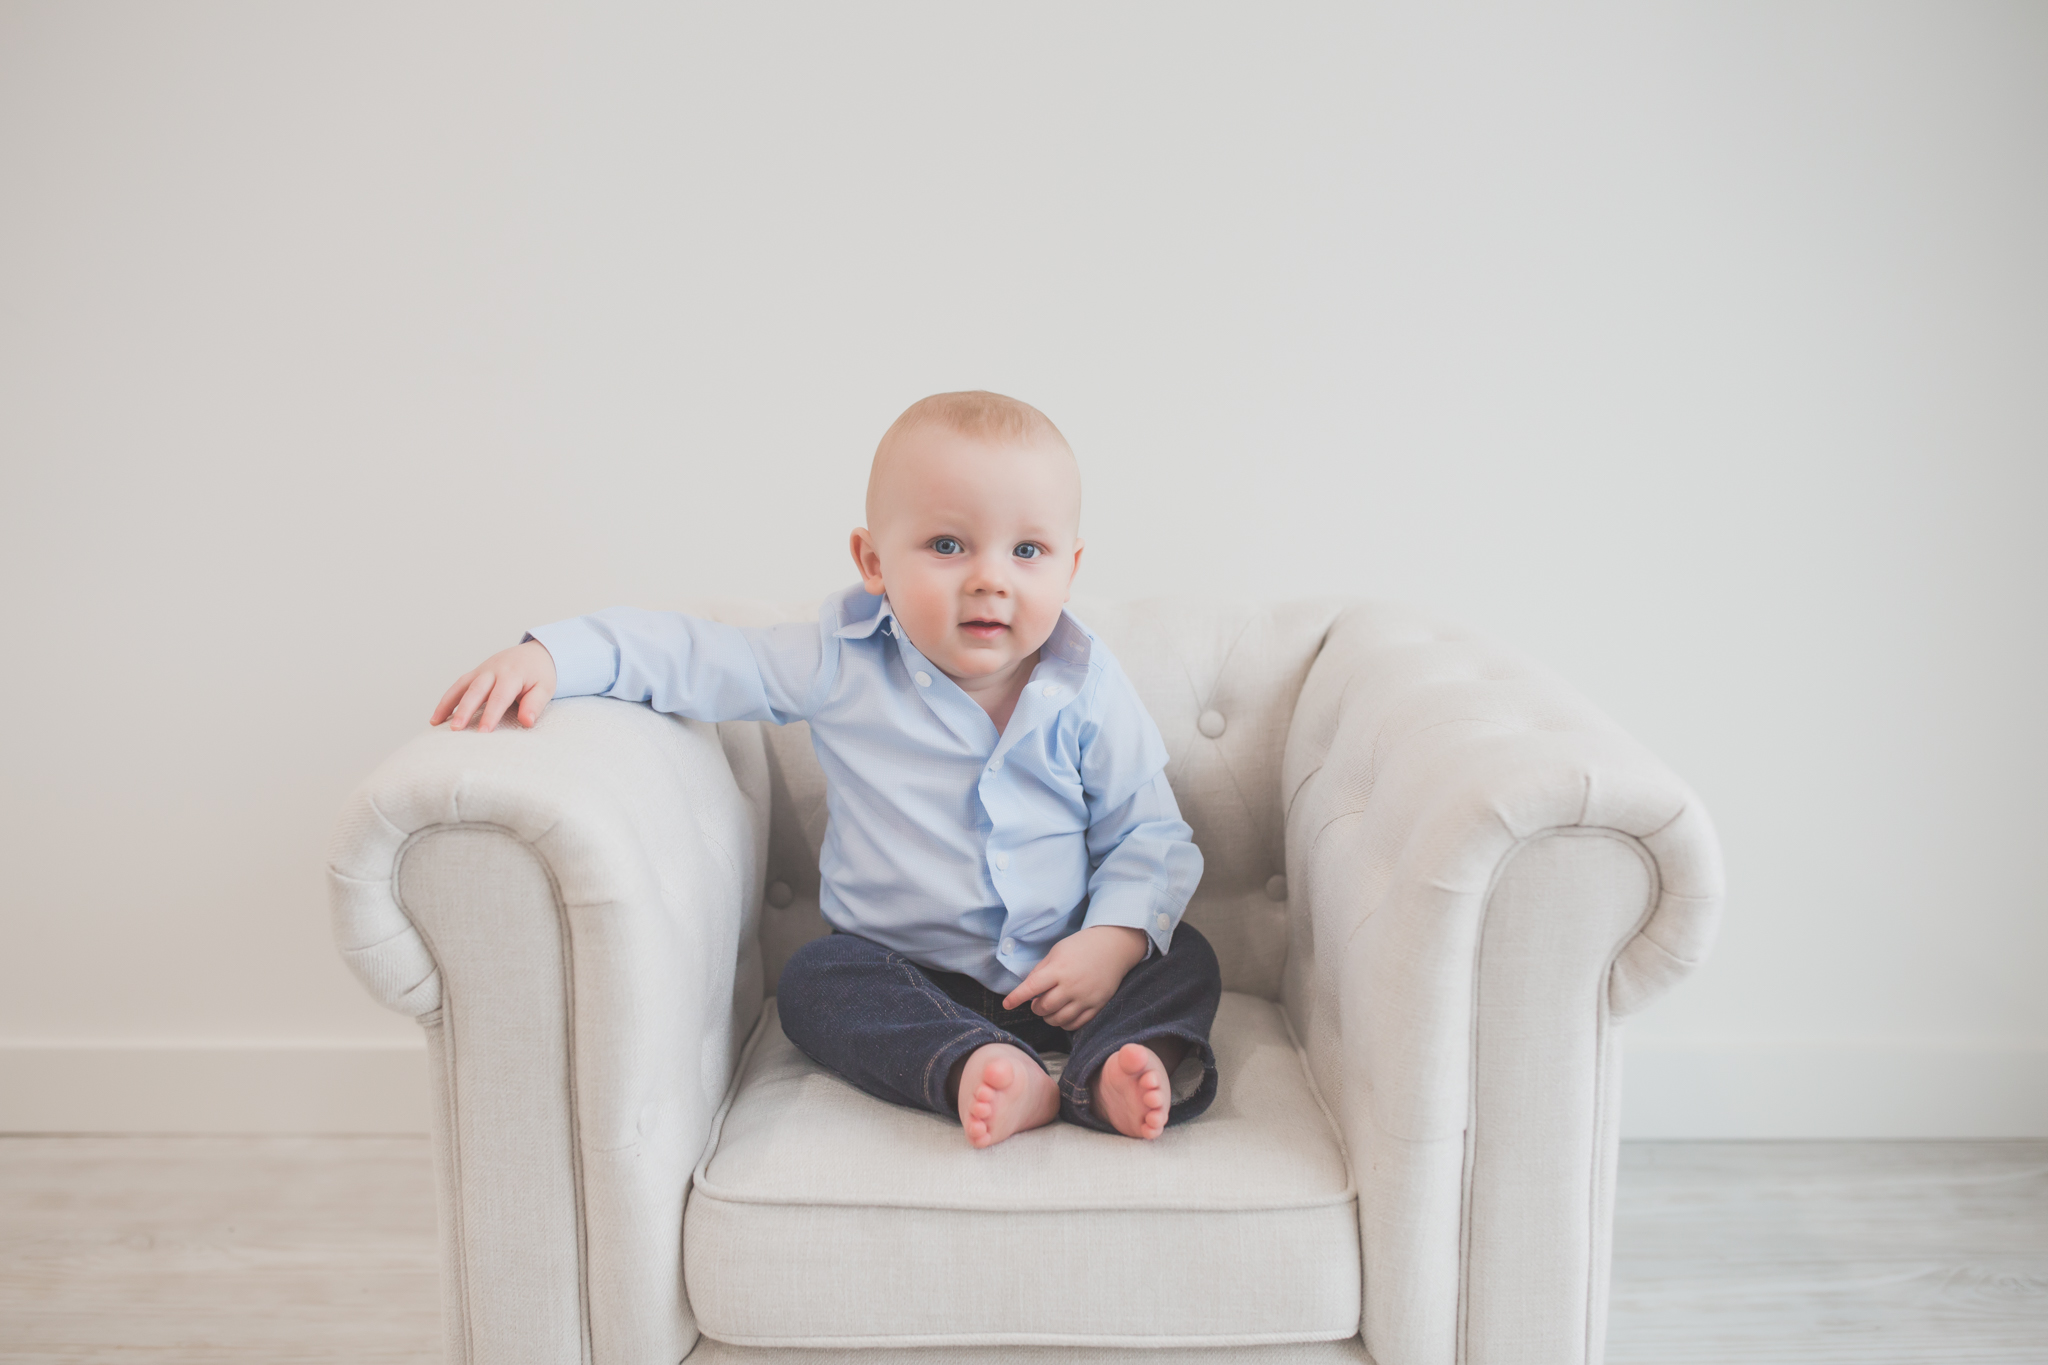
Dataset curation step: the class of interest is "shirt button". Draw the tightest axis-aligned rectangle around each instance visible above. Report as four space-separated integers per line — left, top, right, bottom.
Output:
994 852 1010 870
1042 683 1060 697
914 670 932 687
1001 937 1015 954
1155 913 1171 931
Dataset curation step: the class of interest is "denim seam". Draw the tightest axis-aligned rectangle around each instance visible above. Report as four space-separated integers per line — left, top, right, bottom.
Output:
1151 1028 1222 1119
891 954 1048 1108
925 1026 1000 1111
1062 1028 1219 1127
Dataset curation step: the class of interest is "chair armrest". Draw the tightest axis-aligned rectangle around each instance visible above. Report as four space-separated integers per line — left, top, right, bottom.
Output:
1281 603 1723 1365
327 697 769 1365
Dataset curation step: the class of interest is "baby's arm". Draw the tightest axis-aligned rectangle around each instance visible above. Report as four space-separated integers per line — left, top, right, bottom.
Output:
1002 925 1148 1029
432 640 558 732
431 607 830 734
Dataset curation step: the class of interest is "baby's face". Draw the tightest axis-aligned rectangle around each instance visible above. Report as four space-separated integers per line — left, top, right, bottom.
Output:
851 423 1083 690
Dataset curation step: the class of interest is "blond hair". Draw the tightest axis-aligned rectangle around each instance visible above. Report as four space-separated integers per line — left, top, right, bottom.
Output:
876 390 1069 455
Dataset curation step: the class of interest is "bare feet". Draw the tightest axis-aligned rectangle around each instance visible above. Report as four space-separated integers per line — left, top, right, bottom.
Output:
955 1043 1059 1149
1091 1042 1174 1139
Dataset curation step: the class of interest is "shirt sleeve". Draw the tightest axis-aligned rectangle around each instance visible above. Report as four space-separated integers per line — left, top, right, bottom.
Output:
1074 667 1204 959
525 608 831 724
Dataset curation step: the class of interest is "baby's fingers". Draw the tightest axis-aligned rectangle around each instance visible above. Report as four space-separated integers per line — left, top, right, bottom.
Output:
1031 984 1073 1018
1002 966 1053 1011
516 681 552 728
431 670 480 726
476 669 525 733
448 671 496 730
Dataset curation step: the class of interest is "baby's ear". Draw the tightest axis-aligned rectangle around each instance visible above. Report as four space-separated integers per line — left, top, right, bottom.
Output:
849 527 888 594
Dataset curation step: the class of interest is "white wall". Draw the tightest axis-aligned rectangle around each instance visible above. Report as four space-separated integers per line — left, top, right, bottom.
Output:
2 2 2042 1136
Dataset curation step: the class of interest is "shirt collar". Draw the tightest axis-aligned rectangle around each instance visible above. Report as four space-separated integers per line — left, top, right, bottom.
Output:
831 585 1095 670
827 585 1097 695
1037 609 1094 670
832 587 895 639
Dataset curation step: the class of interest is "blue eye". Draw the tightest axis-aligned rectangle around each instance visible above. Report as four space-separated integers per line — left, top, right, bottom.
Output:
1014 543 1041 560
933 537 962 555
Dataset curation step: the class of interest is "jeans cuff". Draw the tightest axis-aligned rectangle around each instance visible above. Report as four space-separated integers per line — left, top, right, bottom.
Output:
1057 1031 1218 1133
925 1026 1054 1115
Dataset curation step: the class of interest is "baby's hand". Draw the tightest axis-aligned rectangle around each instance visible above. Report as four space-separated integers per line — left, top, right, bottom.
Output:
1002 925 1149 1030
431 640 558 732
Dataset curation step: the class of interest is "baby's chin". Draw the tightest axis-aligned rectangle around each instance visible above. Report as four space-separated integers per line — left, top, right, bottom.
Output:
936 648 1023 678
935 634 1045 677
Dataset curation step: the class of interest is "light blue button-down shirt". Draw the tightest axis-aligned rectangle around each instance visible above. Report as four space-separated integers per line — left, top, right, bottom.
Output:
528 584 1203 994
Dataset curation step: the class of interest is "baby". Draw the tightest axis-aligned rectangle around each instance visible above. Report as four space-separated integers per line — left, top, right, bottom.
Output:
432 392 1220 1147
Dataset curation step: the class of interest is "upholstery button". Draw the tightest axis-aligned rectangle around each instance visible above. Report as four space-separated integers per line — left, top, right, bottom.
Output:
1155 913 1171 931
914 671 932 687
766 880 794 908
1198 709 1226 738
994 852 1010 871
1265 874 1288 902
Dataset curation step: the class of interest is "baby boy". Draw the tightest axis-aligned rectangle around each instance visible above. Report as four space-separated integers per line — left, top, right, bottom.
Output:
431 392 1221 1147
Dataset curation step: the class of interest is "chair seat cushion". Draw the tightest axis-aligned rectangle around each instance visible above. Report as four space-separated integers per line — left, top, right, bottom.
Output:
683 991 1360 1349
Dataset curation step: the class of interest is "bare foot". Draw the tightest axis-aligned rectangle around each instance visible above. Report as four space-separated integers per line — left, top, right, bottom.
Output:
957 1043 1059 1149
1091 1042 1172 1139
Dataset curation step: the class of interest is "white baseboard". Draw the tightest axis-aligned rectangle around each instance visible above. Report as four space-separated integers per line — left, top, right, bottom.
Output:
1621 1037 2048 1138
5 1038 2042 1138
0 1042 429 1134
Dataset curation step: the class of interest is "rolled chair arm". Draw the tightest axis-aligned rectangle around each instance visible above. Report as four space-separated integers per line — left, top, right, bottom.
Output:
1280 603 1724 1365
328 696 769 1365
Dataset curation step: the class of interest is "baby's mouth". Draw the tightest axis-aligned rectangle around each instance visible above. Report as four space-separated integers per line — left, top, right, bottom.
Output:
960 619 1010 639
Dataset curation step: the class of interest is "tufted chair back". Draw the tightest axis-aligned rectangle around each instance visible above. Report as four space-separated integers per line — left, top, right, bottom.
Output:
710 597 1347 1001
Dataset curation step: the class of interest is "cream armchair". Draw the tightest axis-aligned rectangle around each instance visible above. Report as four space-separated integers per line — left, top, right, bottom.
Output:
329 597 1721 1365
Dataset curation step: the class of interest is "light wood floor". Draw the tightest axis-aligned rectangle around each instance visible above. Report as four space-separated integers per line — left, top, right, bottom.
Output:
1608 1141 2047 1364
0 1137 2042 1362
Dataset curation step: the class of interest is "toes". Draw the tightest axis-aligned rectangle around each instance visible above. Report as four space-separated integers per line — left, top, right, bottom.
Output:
986 1057 1014 1089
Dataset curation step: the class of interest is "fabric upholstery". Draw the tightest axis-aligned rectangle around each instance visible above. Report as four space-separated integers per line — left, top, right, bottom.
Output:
1462 830 1654 1365
1277 603 1724 1363
327 594 1723 1365
683 1343 1374 1365
684 993 1357 1348
329 698 770 1364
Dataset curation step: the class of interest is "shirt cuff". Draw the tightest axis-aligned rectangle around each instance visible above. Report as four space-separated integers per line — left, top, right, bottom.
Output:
1081 887 1175 960
524 618 621 699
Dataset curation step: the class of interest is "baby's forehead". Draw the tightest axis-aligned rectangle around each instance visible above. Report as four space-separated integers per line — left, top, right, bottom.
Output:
874 423 1076 484
868 426 1080 528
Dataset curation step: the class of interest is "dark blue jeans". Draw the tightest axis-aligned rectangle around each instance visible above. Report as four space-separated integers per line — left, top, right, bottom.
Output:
776 924 1222 1134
